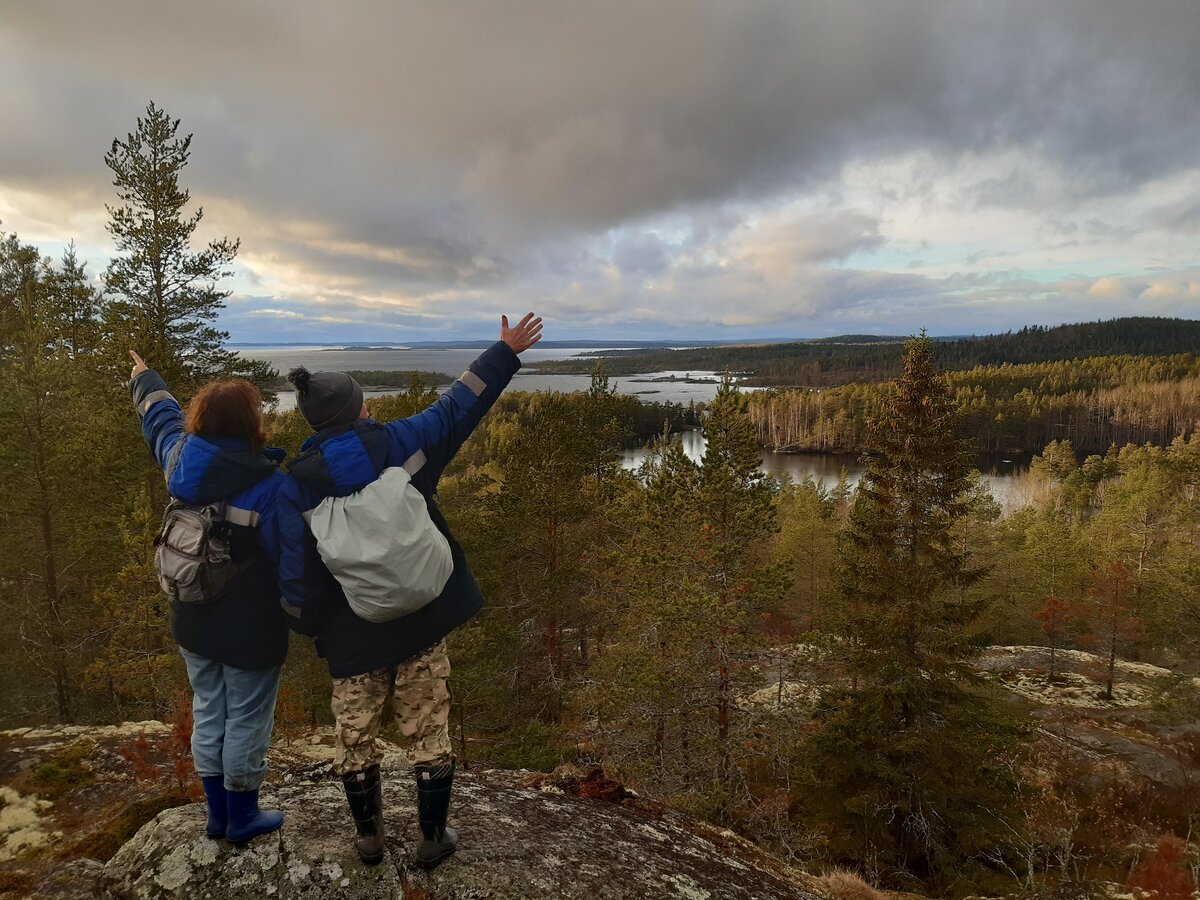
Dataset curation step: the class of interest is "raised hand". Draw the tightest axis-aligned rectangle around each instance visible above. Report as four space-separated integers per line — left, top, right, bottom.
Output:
500 312 543 355
129 350 149 380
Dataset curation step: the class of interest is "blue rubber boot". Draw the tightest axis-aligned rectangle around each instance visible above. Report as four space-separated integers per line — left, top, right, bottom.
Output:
225 789 284 845
200 776 228 839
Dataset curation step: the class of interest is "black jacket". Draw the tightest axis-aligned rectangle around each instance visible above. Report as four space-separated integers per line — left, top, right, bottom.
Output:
276 341 520 677
131 370 289 670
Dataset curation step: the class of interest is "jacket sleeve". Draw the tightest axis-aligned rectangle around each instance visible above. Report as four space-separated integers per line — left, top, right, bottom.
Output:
130 369 186 476
276 477 327 636
384 341 521 485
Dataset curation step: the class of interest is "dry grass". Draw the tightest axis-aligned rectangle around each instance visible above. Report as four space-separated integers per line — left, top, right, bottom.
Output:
812 867 891 900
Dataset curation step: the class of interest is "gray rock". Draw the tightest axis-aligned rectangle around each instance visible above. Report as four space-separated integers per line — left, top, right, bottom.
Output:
100 768 817 899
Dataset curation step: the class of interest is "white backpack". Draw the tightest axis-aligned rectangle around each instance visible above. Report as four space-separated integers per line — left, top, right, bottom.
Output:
307 466 454 623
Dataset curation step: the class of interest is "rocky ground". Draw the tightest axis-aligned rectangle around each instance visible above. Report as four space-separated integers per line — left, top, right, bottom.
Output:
2 645 1197 898
104 766 821 899
0 723 826 899
747 643 1200 798
979 645 1200 797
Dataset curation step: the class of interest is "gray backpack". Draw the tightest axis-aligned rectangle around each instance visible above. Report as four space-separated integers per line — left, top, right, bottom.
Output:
154 500 254 604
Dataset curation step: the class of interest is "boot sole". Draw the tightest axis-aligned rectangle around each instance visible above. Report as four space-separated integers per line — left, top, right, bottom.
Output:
359 850 386 866
226 824 284 847
415 846 457 870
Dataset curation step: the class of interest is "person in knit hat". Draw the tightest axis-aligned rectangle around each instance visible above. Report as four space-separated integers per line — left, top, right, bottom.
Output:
276 313 542 869
287 369 364 431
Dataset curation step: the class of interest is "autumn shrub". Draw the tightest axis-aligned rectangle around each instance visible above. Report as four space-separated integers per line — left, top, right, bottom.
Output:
118 694 198 798
813 868 889 900
1127 833 1195 900
273 685 310 746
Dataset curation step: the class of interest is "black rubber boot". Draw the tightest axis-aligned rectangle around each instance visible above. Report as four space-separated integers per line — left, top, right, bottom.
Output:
415 762 458 870
342 765 386 865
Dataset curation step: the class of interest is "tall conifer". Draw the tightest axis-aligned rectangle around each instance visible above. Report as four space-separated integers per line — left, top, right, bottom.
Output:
102 102 272 391
804 334 1022 884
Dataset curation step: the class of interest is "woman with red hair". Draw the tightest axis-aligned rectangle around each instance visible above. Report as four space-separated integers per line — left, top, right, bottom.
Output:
128 351 288 845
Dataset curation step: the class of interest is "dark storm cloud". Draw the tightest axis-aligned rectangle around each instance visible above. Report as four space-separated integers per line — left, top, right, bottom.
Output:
8 1 1200 223
2 0 1199 335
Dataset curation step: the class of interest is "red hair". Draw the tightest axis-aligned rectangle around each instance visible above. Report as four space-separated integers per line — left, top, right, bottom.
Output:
185 380 267 451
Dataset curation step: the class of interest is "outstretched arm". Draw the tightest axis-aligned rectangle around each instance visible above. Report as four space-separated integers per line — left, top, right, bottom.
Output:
499 312 543 355
128 350 187 475
384 313 543 484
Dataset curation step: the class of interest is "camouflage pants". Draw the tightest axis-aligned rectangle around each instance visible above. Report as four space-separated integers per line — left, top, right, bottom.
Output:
330 640 454 776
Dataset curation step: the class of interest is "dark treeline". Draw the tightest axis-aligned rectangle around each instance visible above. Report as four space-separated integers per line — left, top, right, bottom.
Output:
749 353 1200 455
533 317 1200 387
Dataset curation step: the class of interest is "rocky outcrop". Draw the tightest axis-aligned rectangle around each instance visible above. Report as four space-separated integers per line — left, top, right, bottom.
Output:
101 766 819 899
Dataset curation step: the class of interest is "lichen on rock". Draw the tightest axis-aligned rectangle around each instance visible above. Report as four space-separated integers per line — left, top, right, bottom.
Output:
100 767 819 899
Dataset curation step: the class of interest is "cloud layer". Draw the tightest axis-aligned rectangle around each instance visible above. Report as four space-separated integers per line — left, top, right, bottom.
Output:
2 0 1199 339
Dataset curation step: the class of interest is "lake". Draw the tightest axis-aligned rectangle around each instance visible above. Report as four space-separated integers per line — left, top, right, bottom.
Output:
621 430 1031 511
238 346 751 408
241 346 1028 508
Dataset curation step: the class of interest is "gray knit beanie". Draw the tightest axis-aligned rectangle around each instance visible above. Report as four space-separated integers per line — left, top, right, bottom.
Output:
286 366 364 430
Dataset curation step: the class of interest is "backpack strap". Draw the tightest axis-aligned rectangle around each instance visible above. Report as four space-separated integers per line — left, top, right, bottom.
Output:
224 505 261 527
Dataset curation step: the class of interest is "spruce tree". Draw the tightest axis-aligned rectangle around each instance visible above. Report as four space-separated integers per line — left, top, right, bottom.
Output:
102 102 272 392
803 334 1022 886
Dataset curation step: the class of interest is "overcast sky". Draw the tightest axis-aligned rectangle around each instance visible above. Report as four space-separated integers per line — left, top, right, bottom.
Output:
3 1 1199 342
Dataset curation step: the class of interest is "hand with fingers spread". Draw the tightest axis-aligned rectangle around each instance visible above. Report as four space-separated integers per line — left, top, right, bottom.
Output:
500 312 543 355
129 350 149 380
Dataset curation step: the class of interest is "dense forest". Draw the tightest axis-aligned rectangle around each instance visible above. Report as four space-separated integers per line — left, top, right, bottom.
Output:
749 353 1200 455
533 317 1200 386
4 104 1200 894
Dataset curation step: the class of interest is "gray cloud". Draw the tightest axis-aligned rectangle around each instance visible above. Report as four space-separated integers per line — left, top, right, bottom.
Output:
2 1 1199 337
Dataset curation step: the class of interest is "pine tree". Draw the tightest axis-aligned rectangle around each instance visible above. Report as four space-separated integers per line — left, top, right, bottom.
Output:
576 361 630 662
697 375 780 780
0 231 129 722
589 428 712 792
774 476 837 629
803 334 1022 884
1085 561 1141 701
102 102 272 392
86 488 187 719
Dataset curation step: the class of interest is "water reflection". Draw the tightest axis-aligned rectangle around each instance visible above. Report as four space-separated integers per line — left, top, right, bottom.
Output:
621 430 1031 510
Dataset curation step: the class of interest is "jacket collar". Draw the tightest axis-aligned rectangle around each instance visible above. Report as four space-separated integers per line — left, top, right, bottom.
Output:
167 434 283 505
290 420 390 497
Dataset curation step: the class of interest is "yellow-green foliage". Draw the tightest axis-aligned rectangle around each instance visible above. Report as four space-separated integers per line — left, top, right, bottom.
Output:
29 739 96 800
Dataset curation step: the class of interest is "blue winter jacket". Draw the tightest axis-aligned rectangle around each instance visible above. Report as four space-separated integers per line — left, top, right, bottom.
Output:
131 370 290 670
276 341 521 678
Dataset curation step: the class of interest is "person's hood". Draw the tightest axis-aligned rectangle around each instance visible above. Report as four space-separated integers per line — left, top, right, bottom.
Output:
167 434 285 505
287 420 392 498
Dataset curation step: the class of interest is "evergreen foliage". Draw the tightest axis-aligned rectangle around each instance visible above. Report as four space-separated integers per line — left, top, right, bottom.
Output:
800 335 1023 886
102 102 273 393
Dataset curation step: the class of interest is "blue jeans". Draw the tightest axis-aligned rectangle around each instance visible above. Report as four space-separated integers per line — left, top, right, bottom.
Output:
180 649 282 792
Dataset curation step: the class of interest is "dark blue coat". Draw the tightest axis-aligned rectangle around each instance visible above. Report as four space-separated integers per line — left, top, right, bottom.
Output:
276 341 520 678
131 370 290 670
